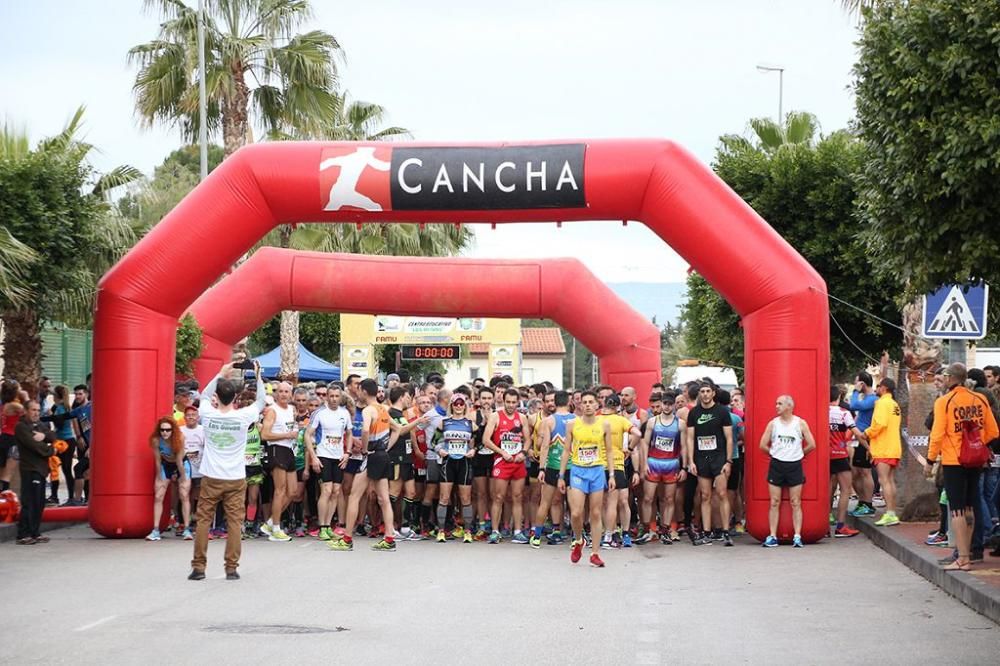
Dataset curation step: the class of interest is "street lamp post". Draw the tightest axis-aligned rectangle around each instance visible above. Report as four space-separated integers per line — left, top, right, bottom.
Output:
197 0 208 181
756 64 785 123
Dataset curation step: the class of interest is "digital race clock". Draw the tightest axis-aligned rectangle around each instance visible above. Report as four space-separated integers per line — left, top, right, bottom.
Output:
399 345 461 360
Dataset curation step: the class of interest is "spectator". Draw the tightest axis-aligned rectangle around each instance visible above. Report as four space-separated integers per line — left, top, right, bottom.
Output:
967 368 999 557
0 380 24 492
14 401 56 545
48 385 77 505
926 363 999 570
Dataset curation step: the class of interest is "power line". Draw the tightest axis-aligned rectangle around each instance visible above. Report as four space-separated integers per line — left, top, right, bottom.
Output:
829 309 881 365
809 286 936 342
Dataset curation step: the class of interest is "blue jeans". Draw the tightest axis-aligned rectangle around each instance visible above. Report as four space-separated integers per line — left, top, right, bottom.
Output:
983 467 1000 526
973 475 988 553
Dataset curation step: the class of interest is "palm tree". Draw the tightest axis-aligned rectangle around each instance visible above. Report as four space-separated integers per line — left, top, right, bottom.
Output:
0 107 140 385
259 93 472 378
129 0 342 156
719 111 820 156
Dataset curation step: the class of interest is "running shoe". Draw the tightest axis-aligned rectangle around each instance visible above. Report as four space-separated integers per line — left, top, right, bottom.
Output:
259 523 273 537
762 535 779 548
407 530 424 541
710 530 724 542
399 527 413 540
850 504 874 517
436 530 447 543
463 531 473 544
722 531 734 547
328 537 353 551
600 537 614 550
874 512 900 527
835 525 860 538
307 526 320 538
589 553 605 568
372 538 396 552
500 527 512 539
570 539 584 563
474 529 488 542
622 533 633 548
145 529 161 541
182 528 193 541
293 525 307 538
692 535 713 546
451 526 465 540
175 525 184 538
925 532 948 546
635 531 656 545
269 528 292 542
317 527 332 541
670 529 681 542
792 535 804 548
45 496 58 506
529 535 542 549
546 531 564 545
333 526 347 538
734 522 746 535
659 533 673 545
512 531 529 545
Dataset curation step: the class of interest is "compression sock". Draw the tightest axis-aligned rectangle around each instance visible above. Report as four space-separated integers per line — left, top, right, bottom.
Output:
292 502 303 527
402 498 416 528
533 525 543 538
420 503 433 530
246 504 257 522
446 504 455 530
50 480 59 501
462 504 474 531
437 503 448 530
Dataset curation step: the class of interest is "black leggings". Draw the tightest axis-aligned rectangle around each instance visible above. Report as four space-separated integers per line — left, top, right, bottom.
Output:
58 439 77 499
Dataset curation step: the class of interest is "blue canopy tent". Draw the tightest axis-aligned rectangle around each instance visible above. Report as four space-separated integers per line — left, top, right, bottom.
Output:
253 344 341 381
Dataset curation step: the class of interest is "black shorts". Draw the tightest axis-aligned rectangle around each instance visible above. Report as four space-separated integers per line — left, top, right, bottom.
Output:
0 433 13 467
366 451 391 481
851 445 872 469
942 465 981 512
344 457 364 475
390 462 414 483
727 457 743 491
604 469 629 490
695 453 726 479
768 459 805 488
472 454 493 478
267 445 295 472
296 468 306 482
74 457 90 478
543 467 570 487
441 457 473 485
319 457 344 484
624 457 635 478
830 457 851 475
527 460 541 481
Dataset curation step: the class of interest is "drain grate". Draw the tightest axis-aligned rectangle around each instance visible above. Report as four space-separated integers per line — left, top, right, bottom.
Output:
202 624 348 635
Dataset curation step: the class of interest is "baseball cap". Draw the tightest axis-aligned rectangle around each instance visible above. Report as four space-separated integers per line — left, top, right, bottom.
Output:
450 393 467 406
604 394 621 408
386 373 400 382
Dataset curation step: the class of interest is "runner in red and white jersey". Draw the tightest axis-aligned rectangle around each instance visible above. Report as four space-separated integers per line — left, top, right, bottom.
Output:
482 389 532 544
829 385 865 538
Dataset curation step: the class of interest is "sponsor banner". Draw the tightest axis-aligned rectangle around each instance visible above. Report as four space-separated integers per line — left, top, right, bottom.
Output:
318 144 586 213
488 343 520 382
341 345 374 379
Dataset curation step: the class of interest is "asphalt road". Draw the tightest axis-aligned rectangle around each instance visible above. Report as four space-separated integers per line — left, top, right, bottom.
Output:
1 525 996 665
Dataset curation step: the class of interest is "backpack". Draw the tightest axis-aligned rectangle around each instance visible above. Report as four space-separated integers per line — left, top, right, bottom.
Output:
947 392 991 469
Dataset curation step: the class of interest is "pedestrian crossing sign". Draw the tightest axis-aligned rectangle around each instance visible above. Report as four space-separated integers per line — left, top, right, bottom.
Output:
922 283 989 339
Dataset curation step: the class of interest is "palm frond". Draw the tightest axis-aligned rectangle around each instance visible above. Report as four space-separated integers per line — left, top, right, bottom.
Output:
749 117 785 151
0 227 39 307
0 120 31 159
93 165 145 199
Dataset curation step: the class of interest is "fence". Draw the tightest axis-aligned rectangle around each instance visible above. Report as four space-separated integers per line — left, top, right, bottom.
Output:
40 324 93 386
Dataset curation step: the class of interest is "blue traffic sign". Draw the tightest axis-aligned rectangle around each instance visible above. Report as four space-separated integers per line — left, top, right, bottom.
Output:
922 283 989 339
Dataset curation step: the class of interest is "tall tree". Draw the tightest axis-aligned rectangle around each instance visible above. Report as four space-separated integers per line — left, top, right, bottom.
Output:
0 107 140 385
853 0 1000 327
719 111 820 155
682 129 903 379
129 0 342 156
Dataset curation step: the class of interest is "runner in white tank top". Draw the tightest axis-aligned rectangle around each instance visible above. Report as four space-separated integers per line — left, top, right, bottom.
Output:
759 395 816 548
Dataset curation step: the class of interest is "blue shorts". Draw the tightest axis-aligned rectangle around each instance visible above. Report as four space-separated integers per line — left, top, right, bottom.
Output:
569 465 607 494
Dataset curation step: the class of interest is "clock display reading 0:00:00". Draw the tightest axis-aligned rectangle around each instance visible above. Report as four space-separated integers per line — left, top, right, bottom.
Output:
400 345 460 360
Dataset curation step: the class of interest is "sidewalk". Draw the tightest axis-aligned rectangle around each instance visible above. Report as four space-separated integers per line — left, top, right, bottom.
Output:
0 521 75 543
849 514 1000 625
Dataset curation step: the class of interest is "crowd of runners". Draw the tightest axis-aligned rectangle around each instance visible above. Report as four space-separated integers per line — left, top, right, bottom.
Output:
141 362 897 574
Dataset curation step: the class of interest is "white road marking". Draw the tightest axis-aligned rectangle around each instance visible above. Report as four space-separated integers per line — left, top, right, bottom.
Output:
74 615 116 632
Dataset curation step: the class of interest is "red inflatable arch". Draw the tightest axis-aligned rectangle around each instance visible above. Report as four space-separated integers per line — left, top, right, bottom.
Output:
78 139 829 541
186 248 661 390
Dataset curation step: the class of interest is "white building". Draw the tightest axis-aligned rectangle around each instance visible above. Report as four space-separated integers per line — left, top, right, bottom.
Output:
441 328 566 388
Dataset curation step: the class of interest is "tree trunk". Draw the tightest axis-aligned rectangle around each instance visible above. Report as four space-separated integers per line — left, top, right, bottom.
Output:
221 61 250 157
279 310 299 382
1 308 43 388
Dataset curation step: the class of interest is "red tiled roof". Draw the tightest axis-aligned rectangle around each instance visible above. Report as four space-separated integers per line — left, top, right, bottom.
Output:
469 328 565 355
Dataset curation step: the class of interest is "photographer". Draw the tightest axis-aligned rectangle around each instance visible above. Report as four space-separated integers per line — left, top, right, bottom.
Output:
188 361 265 581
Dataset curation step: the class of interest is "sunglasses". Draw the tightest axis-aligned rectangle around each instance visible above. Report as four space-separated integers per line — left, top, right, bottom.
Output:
160 427 173 433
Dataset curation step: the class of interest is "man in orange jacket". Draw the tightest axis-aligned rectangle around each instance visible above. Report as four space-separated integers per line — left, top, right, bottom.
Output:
926 363 1000 571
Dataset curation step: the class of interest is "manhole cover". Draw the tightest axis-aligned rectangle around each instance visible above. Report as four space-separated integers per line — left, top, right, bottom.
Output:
202 624 348 635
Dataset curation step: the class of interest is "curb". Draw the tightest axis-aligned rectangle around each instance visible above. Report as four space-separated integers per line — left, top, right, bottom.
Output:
849 515 1000 625
0 521 78 543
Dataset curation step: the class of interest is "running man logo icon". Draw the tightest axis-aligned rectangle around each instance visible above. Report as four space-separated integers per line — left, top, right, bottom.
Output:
927 285 980 335
318 146 393 212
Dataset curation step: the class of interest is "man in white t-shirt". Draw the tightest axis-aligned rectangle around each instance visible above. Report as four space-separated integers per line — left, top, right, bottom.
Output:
305 385 353 541
181 406 205 525
758 394 816 548
189 361 265 581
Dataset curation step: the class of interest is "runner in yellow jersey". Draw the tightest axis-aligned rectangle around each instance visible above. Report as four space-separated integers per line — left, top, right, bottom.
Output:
597 394 641 550
558 391 615 568
526 389 555 540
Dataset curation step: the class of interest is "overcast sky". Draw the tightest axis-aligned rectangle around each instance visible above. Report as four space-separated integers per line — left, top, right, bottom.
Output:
1 0 860 283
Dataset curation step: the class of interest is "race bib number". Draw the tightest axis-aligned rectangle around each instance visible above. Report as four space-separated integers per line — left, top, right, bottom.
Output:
653 436 674 452
405 440 412 455
697 436 717 452
186 450 201 465
577 446 598 464
448 439 467 456
991 454 1000 468
501 439 522 455
244 453 257 465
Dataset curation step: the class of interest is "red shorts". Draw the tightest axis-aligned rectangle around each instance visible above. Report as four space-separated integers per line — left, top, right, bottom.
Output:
872 457 899 468
492 457 527 481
